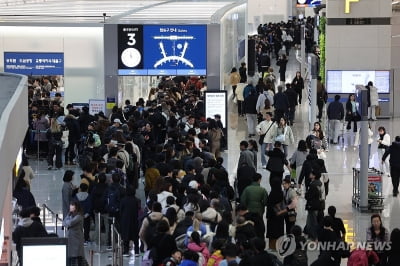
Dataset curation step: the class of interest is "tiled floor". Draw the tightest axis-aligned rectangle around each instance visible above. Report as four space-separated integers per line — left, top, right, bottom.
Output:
28 51 400 265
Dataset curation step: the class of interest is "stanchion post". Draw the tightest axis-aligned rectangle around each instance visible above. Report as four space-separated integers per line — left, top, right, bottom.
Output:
55 213 58 235
98 212 101 250
42 204 46 228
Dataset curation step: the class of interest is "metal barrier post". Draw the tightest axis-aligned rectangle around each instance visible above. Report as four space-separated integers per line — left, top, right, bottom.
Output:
118 235 123 266
55 213 58 235
111 219 116 266
42 204 46 228
97 212 101 250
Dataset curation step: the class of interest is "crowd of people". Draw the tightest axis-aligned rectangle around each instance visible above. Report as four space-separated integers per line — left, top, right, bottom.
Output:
11 19 400 266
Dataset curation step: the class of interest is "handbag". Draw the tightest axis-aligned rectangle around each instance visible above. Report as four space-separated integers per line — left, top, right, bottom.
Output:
275 134 285 143
274 201 287 216
259 121 274 145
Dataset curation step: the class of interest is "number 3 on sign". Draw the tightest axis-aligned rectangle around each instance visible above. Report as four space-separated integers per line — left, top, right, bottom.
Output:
127 33 136 46
345 0 359 14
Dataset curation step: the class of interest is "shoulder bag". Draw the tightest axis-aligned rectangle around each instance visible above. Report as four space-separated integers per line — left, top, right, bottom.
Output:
259 121 274 145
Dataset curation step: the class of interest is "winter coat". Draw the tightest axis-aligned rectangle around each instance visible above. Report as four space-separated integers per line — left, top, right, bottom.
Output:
230 72 241 86
13 187 36 210
32 116 49 142
75 192 92 216
13 217 48 262
62 182 74 218
91 182 108 213
273 92 289 112
237 149 255 171
149 233 177 266
256 91 274 113
289 150 308 168
157 191 176 209
243 94 258 114
138 211 169 249
235 221 257 244
383 141 400 167
120 195 139 242
187 242 210 266
237 165 256 197
275 125 295 146
201 207 222 225
266 148 288 173
240 182 268 216
327 100 345 120
367 85 379 107
292 76 304 93
144 167 160 192
63 213 85 257
285 88 298 108
305 179 323 211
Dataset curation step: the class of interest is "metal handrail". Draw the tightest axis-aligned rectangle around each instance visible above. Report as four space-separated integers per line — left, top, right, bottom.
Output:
42 203 65 237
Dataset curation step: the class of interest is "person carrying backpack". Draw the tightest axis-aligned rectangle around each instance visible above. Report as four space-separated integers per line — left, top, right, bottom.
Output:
139 202 169 251
106 173 125 240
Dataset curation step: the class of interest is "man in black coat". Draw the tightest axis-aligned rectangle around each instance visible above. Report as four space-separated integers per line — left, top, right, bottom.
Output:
298 149 319 192
284 83 298 125
304 170 323 241
120 186 140 255
237 163 256 198
173 211 194 238
327 95 345 144
383 136 400 196
243 89 259 138
273 85 289 123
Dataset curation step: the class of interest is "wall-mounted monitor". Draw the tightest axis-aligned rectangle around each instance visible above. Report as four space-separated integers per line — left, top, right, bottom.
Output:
118 25 207 76
326 70 390 94
296 0 322 7
22 237 68 266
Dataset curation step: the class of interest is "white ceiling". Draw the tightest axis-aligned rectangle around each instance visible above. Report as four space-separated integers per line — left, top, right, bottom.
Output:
0 0 237 24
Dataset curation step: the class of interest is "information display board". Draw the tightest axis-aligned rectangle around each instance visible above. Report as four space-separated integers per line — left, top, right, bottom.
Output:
4 52 64 75
118 25 207 76
296 0 321 7
204 91 227 128
22 237 68 266
89 99 106 115
327 70 390 94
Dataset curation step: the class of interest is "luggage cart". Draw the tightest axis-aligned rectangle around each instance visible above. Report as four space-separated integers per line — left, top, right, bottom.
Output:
352 167 384 212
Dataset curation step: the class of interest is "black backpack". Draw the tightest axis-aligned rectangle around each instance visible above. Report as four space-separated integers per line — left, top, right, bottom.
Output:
290 249 308 266
106 186 121 215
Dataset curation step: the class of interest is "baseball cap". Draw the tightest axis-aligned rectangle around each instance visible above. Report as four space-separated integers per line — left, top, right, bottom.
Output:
113 118 122 124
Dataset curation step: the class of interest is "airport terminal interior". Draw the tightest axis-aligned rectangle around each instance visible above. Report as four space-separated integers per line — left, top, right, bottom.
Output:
1 0 400 265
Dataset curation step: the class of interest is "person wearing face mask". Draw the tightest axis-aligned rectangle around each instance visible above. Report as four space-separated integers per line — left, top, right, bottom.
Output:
367 214 389 265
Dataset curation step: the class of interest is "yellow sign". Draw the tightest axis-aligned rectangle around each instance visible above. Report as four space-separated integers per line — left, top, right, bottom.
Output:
345 0 360 13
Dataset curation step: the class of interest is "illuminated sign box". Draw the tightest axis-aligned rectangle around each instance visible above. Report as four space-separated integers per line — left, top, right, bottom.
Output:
118 25 207 76
296 0 321 7
4 52 64 75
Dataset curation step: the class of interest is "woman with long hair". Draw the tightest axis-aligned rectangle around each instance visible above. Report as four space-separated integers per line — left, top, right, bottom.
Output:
276 117 295 158
291 71 304 104
229 67 241 99
63 201 86 266
187 231 210 266
46 118 63 169
345 93 359 132
307 122 328 152
367 214 389 265
377 126 391 176
289 140 308 182
208 119 223 158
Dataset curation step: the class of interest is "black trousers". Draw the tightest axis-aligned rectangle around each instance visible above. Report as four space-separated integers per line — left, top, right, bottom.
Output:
65 140 76 163
391 166 400 193
317 100 324 120
84 216 91 241
47 143 62 168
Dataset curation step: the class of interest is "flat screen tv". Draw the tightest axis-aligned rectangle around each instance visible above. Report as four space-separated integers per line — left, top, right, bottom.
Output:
296 0 322 7
326 70 390 94
22 237 68 266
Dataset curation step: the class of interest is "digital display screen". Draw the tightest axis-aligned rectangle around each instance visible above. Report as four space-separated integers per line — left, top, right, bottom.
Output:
327 70 390 94
4 52 64 75
296 0 322 7
118 25 207 76
22 237 68 266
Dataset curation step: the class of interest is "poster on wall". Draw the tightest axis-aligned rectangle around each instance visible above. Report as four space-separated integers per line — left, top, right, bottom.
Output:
4 52 64 75
296 0 321 7
89 99 106 116
118 25 207 76
204 91 227 128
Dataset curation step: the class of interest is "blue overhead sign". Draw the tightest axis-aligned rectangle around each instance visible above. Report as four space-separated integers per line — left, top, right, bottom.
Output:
118 24 207 76
4 52 64 75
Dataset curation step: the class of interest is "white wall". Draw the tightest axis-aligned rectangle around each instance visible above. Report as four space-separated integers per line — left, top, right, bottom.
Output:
248 0 292 25
327 0 391 18
0 26 104 106
221 4 246 89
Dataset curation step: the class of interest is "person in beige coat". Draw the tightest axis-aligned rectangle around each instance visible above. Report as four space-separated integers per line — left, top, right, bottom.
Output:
230 67 241 99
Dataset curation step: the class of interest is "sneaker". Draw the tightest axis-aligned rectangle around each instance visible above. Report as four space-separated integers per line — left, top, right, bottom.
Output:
261 164 266 169
84 241 90 246
123 253 130 257
47 166 52 170
106 246 112 251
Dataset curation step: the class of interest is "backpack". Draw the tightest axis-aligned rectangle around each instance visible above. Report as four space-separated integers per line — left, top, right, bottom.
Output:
290 249 308 266
347 249 369 266
106 186 121 215
269 254 283 266
144 216 160 246
264 95 271 110
209 252 223 266
126 153 137 173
